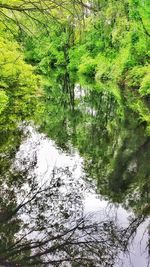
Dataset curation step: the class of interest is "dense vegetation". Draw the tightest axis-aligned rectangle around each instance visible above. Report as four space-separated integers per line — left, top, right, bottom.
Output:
0 0 149 212
0 2 150 103
1 0 149 130
0 0 149 208
0 1 150 266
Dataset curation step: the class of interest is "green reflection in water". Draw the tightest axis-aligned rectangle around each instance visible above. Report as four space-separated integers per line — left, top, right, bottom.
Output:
0 71 149 266
34 72 150 217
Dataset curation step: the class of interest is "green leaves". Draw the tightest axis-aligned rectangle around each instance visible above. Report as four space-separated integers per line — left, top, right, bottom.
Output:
0 90 8 114
0 34 38 90
139 70 150 96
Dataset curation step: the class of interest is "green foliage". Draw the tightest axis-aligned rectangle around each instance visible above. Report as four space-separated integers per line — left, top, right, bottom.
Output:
24 20 76 76
0 4 150 263
128 97 150 134
0 34 38 90
110 46 132 81
95 55 111 81
78 54 97 77
139 70 150 96
70 0 150 94
19 0 150 134
0 29 40 121
125 66 149 88
68 45 86 72
0 90 8 114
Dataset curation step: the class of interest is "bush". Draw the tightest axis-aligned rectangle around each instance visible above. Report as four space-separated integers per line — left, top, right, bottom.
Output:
95 55 111 82
78 55 97 77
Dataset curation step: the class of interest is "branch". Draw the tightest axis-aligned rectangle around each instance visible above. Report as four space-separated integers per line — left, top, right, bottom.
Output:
0 3 37 12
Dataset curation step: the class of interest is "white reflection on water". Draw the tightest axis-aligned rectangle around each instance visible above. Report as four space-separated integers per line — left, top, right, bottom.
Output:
12 123 149 267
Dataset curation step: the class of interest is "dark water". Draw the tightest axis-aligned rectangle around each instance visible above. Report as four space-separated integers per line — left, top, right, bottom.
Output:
0 74 150 266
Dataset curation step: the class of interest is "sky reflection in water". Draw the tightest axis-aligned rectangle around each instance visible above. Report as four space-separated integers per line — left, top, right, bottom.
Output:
8 123 149 267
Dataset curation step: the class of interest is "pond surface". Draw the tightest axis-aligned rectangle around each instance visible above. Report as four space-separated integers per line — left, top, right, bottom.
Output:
0 75 150 266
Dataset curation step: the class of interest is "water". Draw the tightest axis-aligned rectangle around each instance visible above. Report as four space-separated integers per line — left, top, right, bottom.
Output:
0 76 149 266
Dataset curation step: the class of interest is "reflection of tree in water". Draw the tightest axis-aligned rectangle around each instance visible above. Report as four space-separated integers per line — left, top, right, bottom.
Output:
31 75 150 266
0 128 149 267
35 73 150 210
0 168 144 267
0 74 150 266
72 84 150 217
